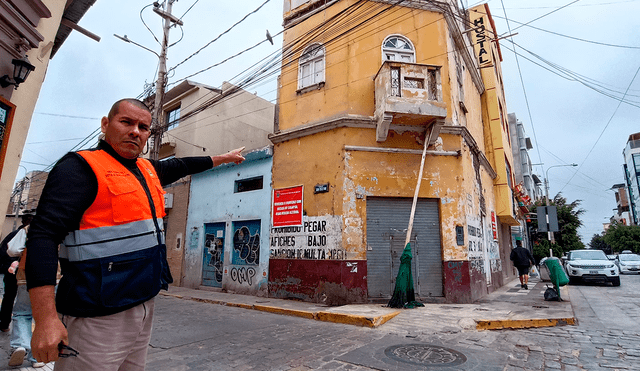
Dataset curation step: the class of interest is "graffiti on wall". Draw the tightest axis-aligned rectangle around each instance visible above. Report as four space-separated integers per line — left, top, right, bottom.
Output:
232 220 261 265
270 216 345 260
490 258 502 273
205 233 224 283
447 261 464 284
230 266 257 285
467 217 485 276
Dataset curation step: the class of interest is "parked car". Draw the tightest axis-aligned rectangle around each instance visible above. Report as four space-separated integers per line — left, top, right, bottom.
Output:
564 249 620 286
616 253 640 274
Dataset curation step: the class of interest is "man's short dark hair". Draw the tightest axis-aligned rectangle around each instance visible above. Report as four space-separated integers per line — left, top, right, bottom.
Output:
515 239 522 247
107 99 151 121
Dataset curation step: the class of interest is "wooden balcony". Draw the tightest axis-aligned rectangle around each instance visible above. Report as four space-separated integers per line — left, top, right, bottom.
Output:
374 61 447 142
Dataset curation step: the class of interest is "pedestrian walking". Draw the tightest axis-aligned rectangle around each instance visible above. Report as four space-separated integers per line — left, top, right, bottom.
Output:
0 213 33 332
510 239 536 290
4 211 44 368
25 98 245 370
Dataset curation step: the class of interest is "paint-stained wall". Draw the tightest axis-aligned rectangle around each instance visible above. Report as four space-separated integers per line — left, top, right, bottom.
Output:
184 148 273 295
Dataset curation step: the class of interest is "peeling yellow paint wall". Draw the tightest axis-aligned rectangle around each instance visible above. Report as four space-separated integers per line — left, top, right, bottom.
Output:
273 1 517 302
278 0 451 131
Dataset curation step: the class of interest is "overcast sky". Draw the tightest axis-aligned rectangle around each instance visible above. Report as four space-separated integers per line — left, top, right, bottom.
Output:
21 0 640 243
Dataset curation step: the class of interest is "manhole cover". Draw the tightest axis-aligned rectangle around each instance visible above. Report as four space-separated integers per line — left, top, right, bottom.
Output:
384 344 467 367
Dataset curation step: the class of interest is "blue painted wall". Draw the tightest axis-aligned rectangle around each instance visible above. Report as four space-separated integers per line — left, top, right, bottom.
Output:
184 146 273 295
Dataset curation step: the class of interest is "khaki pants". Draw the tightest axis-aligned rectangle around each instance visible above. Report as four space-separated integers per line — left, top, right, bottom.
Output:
54 299 154 371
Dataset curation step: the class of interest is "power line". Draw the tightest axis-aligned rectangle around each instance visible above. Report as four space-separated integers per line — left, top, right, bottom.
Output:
168 0 273 74
490 13 640 50
560 63 640 191
179 0 200 19
140 3 161 45
501 0 640 10
499 0 582 37
27 138 90 144
500 41 640 107
496 0 544 173
34 113 100 120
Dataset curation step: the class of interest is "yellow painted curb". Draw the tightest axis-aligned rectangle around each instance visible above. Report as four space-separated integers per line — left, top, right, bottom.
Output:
226 302 254 310
315 310 401 328
160 292 401 328
253 305 316 320
476 317 576 330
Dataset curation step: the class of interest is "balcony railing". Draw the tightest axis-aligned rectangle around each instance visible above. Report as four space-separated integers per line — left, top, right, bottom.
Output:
374 61 447 142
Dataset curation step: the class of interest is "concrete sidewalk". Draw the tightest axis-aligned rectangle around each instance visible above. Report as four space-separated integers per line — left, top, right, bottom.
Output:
160 276 576 331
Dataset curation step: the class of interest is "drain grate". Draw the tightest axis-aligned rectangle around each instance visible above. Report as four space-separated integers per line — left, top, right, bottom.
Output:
384 344 467 367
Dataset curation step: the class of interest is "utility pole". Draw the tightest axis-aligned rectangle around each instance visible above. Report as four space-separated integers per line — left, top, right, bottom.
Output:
150 0 183 160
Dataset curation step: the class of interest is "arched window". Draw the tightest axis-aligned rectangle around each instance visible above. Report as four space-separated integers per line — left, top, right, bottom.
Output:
382 35 415 62
298 43 325 89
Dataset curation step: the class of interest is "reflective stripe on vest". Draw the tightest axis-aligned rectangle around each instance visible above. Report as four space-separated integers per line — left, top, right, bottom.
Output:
59 149 166 262
59 219 165 262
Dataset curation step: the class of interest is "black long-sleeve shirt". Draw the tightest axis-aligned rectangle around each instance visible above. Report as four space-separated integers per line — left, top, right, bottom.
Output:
510 246 535 267
25 140 213 290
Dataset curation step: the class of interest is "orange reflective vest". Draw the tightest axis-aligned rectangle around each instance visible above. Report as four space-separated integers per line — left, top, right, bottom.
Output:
57 149 170 316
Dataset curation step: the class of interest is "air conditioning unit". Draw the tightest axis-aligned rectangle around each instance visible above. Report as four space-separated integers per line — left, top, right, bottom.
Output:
164 193 173 209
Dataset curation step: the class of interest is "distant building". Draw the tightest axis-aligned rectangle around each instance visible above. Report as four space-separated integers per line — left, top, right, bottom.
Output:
3 170 48 237
508 113 540 251
622 132 640 225
145 80 274 291
508 113 542 202
611 183 632 226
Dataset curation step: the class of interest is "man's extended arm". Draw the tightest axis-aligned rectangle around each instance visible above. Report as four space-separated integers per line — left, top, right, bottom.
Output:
153 147 245 186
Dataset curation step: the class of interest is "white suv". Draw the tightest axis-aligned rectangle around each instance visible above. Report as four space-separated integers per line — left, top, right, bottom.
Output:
564 250 620 286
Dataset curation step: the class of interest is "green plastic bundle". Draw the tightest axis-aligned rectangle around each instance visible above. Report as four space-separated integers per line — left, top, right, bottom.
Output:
544 258 569 300
388 243 425 309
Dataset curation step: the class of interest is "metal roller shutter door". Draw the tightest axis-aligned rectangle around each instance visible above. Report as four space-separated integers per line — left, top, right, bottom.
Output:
366 197 443 298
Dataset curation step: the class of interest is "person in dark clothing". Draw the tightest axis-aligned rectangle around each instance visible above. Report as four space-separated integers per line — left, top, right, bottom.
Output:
510 239 536 289
0 213 33 331
26 98 245 369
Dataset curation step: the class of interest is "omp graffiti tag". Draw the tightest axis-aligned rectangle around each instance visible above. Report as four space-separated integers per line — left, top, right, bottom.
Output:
230 267 256 286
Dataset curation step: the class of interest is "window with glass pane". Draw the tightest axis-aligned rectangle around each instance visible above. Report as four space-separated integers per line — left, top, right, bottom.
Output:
382 35 415 63
166 106 180 130
298 44 325 89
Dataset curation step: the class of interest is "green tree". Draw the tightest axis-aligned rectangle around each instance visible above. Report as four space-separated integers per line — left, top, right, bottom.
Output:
529 193 585 258
588 233 611 254
532 239 563 264
602 223 640 253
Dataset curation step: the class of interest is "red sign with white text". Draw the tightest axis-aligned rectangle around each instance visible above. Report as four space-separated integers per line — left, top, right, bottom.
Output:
491 211 498 241
272 185 303 227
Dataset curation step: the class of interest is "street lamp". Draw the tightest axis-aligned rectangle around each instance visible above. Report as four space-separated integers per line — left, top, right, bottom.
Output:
0 56 36 90
544 163 578 245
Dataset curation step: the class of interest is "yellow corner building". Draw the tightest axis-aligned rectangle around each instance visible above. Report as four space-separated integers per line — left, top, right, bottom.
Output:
268 0 521 304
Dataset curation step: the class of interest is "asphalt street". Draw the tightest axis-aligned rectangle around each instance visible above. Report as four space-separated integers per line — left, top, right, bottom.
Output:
1 274 639 370
144 274 640 370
